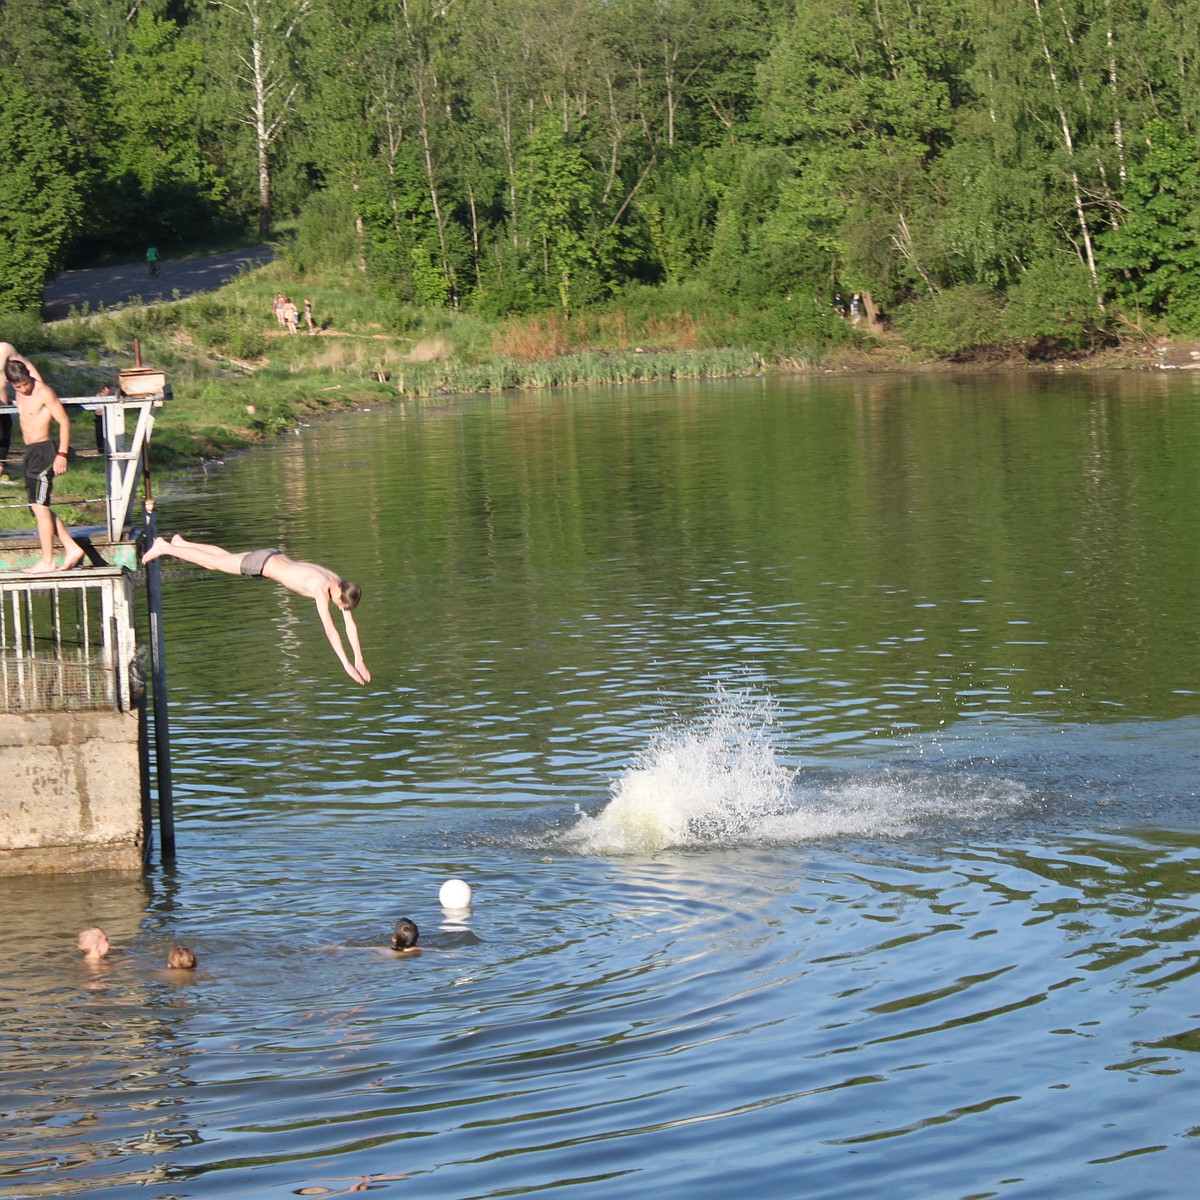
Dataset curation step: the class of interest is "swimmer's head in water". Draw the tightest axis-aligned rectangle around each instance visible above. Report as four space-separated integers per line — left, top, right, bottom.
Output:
76 926 110 960
391 918 419 950
168 945 197 970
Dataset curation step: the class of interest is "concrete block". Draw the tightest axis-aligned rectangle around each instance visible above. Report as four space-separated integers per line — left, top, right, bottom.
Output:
0 710 144 874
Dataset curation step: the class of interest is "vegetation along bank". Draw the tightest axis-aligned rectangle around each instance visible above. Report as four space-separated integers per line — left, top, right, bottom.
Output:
6 0 1200 375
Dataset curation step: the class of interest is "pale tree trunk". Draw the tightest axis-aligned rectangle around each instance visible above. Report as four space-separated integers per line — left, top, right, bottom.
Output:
400 0 455 300
659 19 705 149
213 0 308 240
890 212 937 296
412 63 454 300
251 19 272 238
1031 0 1103 305
466 179 481 288
371 58 407 264
1105 13 1127 187
484 72 520 247
600 69 626 206
352 181 368 277
663 36 677 147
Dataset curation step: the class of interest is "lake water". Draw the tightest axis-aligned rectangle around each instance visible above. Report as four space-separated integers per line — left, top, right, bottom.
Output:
2 371 1199 1199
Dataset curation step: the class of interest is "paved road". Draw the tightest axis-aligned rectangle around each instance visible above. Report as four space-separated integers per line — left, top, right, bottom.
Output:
42 245 275 320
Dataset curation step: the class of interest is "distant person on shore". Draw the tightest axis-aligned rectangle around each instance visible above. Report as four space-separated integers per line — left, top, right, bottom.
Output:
273 293 286 328
168 945 197 970
0 342 42 481
5 360 85 573
141 534 370 684
283 297 299 334
304 297 317 335
77 926 111 961
146 245 159 278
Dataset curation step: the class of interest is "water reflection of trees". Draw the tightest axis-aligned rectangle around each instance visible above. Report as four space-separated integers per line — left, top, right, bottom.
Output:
961 830 1200 989
163 375 1200 777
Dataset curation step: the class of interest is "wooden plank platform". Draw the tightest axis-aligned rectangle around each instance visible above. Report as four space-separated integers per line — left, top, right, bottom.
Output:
0 528 139 574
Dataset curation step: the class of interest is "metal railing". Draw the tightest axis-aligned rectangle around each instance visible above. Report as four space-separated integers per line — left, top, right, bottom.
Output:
0 569 137 712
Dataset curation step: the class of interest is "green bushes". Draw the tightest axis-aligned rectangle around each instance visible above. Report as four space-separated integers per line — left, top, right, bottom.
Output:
1098 120 1200 335
897 268 1110 359
732 297 849 358
176 294 266 360
0 310 50 351
1003 259 1107 353
896 286 1007 357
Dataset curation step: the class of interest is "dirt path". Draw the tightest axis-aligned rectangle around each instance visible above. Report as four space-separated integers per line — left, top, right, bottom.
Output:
43 245 275 320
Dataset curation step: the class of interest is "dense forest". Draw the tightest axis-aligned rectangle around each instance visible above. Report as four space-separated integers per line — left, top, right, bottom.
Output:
4 0 1200 353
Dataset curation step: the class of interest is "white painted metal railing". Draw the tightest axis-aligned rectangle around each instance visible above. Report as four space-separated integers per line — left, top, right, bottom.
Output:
0 569 137 712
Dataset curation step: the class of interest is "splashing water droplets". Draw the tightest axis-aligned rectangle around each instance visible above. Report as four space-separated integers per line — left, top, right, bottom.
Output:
566 688 797 854
562 687 1035 855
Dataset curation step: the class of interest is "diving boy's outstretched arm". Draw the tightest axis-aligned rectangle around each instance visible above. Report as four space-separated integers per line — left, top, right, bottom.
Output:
341 608 371 683
316 594 370 684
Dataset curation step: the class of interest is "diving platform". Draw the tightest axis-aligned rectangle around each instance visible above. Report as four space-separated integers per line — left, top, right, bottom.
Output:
0 375 174 875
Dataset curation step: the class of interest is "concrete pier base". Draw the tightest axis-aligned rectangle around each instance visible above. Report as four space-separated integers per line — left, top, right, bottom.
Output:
0 710 144 875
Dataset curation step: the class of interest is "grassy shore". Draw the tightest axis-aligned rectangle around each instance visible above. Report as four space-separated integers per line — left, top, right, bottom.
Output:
0 265 790 526
11 264 818 468
1 256 1169 528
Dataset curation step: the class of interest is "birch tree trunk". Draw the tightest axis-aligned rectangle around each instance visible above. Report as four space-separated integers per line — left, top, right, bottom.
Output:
1030 0 1101 301
210 0 309 239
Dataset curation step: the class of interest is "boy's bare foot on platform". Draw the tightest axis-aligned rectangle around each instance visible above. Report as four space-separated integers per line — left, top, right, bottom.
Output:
56 549 85 571
22 559 56 574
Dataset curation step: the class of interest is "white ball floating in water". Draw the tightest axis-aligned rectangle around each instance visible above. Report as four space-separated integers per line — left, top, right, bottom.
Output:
439 878 472 909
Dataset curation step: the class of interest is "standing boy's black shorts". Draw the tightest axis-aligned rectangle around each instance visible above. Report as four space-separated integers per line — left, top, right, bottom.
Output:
23 441 56 506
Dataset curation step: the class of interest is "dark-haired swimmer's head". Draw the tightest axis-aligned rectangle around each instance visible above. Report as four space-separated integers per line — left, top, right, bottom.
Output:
391 918 419 951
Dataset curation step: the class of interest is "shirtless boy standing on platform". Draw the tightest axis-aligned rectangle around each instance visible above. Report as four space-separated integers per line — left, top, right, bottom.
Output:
0 341 42 480
141 534 371 684
4 360 85 573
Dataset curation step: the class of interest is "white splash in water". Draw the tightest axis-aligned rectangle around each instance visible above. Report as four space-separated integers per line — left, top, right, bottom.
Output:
564 687 797 855
562 689 1035 855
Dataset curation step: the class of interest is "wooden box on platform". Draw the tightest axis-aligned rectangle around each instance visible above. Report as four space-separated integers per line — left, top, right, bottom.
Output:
118 367 167 397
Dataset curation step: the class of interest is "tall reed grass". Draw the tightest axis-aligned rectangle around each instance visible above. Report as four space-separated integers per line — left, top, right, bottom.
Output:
392 347 761 397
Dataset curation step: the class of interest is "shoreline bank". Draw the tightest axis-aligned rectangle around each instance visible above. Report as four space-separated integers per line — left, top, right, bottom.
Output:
26 264 1192 489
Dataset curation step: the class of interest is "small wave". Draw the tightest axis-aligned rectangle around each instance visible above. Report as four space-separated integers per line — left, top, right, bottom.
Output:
563 688 1034 855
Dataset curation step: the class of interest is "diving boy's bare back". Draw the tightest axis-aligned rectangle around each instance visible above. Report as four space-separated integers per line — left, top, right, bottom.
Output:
142 534 370 684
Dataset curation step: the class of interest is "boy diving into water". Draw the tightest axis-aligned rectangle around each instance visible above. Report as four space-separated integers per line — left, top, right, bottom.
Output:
141 534 370 684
